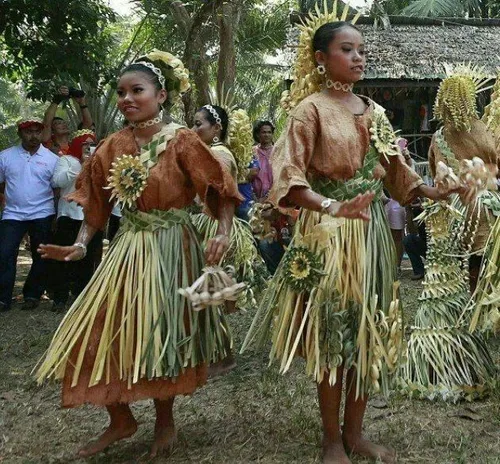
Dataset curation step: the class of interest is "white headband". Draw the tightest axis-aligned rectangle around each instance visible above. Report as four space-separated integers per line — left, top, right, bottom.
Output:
134 61 166 90
203 105 222 125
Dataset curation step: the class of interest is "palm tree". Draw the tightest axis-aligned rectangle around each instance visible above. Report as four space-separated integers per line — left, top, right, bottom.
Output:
378 0 500 17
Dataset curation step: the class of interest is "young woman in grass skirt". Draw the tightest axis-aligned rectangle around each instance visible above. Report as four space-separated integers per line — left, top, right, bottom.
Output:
191 103 263 375
242 10 456 464
36 50 243 458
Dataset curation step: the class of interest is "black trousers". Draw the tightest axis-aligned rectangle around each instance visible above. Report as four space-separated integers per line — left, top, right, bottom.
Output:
0 216 54 307
48 216 103 304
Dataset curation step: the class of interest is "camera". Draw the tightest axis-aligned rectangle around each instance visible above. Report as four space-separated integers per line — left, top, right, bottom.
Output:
68 87 86 98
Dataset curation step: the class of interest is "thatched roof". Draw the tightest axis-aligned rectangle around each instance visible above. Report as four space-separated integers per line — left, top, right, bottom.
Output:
286 15 500 81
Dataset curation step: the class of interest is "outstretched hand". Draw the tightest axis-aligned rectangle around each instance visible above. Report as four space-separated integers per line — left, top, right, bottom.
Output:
205 234 230 265
331 192 375 221
38 244 84 262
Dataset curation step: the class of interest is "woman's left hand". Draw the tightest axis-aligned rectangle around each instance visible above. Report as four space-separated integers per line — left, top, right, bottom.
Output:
205 234 230 265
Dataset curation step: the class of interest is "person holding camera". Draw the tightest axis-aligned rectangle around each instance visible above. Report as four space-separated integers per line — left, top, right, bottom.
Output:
42 86 93 156
47 130 104 312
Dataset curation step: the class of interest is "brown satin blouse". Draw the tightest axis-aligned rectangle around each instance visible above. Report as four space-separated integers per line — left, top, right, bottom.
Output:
270 92 423 207
69 125 242 229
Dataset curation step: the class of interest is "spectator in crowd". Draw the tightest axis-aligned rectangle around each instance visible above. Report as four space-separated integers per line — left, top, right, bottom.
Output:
403 199 427 280
48 130 103 312
257 206 297 275
252 120 274 201
42 86 93 156
236 156 259 222
0 118 59 311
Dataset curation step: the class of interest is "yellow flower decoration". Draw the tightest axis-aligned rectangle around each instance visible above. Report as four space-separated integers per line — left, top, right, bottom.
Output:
105 155 148 209
227 109 254 183
369 108 400 160
146 49 191 94
283 246 324 292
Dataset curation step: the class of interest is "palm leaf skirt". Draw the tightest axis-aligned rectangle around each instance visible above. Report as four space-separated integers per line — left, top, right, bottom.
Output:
190 213 261 309
242 201 404 398
35 208 230 389
399 200 497 401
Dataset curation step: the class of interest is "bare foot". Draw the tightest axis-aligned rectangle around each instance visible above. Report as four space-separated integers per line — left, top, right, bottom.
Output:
343 435 396 463
150 424 177 458
207 355 237 378
322 441 351 464
78 420 137 457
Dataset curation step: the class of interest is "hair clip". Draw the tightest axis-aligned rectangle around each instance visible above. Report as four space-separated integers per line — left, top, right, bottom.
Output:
134 61 166 90
203 105 222 125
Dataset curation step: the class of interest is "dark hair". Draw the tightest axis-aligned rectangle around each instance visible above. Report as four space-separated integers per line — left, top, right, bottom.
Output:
253 120 275 143
312 21 360 57
199 105 229 141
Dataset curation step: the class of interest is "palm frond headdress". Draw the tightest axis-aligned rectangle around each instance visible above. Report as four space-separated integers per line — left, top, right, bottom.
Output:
281 0 361 112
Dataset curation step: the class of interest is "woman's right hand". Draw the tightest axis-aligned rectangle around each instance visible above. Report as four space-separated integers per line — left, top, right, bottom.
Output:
38 244 84 261
329 192 375 221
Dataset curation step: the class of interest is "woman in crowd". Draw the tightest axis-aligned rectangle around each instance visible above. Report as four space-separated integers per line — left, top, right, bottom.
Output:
36 50 242 458
49 130 103 312
243 16 457 464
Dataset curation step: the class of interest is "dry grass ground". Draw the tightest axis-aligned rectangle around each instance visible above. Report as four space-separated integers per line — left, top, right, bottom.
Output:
0 252 498 463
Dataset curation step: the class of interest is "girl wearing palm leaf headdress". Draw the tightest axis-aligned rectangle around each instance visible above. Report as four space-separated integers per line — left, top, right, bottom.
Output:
400 66 499 402
35 50 243 459
191 102 263 375
242 3 458 463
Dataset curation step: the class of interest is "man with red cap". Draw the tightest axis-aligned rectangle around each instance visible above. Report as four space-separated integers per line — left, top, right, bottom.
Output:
0 118 59 311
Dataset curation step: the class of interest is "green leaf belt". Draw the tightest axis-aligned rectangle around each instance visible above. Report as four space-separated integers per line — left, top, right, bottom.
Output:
120 208 192 233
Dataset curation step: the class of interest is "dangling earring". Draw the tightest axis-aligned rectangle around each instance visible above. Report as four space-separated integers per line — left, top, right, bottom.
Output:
317 64 326 75
212 136 220 144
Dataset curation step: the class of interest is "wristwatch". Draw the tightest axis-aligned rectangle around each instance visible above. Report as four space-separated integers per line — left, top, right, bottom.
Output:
321 198 333 213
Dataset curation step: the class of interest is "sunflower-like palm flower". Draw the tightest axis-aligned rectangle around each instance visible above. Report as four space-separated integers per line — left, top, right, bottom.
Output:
283 246 324 292
369 109 400 160
105 155 148 209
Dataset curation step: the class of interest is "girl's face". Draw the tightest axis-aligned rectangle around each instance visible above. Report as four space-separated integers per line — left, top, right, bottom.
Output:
315 27 366 84
192 110 221 145
116 71 167 123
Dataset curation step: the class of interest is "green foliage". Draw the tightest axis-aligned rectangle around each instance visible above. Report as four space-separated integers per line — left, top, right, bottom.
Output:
0 79 45 150
0 0 116 100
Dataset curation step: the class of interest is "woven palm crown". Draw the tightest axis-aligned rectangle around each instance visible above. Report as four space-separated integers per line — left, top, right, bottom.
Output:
281 0 361 112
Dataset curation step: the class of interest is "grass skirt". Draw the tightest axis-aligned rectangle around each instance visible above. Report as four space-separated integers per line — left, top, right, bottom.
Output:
35 208 230 405
242 201 404 398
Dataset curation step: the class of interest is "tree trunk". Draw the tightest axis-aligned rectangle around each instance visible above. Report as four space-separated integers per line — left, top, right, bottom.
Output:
216 1 242 101
181 0 224 126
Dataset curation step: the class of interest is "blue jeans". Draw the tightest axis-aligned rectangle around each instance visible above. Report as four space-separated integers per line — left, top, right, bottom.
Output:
0 216 54 307
258 239 285 275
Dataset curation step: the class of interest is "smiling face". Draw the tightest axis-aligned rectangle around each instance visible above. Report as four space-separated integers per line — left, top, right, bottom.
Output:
192 110 221 145
315 26 366 85
116 71 167 124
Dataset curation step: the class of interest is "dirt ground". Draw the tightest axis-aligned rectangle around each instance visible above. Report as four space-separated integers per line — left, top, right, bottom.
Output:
0 251 499 463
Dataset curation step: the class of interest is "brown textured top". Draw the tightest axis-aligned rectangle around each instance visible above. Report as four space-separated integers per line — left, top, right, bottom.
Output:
428 119 499 178
69 125 242 230
211 144 238 181
270 92 423 207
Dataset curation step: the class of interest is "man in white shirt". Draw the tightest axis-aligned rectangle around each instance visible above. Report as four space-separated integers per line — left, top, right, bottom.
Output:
0 118 59 311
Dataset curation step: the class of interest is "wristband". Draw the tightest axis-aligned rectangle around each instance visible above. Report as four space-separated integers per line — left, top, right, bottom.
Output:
79 105 88 109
